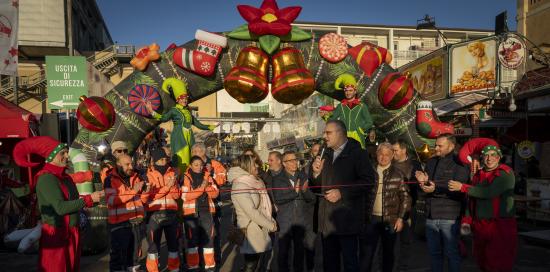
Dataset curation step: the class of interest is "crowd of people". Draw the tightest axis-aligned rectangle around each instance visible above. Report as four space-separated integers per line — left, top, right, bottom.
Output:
13 118 518 272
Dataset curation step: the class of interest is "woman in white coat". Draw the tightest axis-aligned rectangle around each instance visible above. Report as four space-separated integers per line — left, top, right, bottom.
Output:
228 155 277 272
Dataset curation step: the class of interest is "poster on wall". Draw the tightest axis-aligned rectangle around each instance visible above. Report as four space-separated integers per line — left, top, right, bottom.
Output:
450 38 497 96
401 50 447 101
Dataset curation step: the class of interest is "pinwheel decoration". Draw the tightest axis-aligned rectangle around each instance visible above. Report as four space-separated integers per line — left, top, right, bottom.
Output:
128 84 161 117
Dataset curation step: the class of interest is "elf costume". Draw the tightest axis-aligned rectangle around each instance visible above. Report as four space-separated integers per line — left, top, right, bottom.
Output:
151 77 214 173
460 145 517 272
13 136 94 272
328 74 373 149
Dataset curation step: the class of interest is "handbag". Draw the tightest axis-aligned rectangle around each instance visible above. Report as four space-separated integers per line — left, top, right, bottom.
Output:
227 220 251 246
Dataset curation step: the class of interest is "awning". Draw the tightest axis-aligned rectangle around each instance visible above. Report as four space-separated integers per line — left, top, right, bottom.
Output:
433 93 489 116
515 66 550 99
502 116 550 144
0 97 36 138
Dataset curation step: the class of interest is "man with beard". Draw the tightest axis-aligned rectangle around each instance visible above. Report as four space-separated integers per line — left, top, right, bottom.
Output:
13 136 104 271
321 74 373 149
415 134 469 272
100 141 130 184
105 154 147 272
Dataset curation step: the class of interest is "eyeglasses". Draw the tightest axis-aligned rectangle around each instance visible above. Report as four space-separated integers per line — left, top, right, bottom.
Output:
115 149 128 154
283 158 298 163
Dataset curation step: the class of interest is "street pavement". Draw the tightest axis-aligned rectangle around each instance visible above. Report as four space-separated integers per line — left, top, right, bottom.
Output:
2 204 550 271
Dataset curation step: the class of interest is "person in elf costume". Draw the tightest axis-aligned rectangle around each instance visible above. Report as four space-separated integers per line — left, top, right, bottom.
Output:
321 74 373 149
146 77 215 174
12 136 104 272
448 144 517 272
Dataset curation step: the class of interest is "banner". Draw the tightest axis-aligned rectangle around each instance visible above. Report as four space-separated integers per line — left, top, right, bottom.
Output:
0 0 18 75
402 52 446 101
46 56 88 110
450 38 497 95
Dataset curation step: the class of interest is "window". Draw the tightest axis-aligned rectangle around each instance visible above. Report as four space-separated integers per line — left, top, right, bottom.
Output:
394 41 399 50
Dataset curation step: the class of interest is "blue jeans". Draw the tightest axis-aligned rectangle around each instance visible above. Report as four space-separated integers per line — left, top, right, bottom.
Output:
425 219 461 272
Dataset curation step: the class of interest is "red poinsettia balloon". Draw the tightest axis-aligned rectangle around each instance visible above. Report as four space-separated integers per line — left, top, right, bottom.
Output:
237 0 301 36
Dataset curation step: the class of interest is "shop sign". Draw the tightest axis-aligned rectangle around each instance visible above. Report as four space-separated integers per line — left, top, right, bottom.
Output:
517 140 535 159
453 127 472 136
498 34 526 70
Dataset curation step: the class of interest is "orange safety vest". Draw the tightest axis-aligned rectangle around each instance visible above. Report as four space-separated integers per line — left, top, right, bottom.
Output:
100 165 113 184
182 170 219 216
208 159 227 186
104 169 146 224
145 166 180 212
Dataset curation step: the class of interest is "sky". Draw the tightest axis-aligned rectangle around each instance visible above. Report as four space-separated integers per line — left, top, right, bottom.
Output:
96 0 517 49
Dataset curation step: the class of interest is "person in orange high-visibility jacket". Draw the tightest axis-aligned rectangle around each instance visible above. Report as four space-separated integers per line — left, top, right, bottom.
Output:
191 143 227 186
182 156 219 271
191 143 227 267
145 148 181 272
104 154 147 272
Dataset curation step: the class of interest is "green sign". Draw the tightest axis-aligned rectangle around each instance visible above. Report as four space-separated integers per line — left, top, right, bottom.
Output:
46 56 88 110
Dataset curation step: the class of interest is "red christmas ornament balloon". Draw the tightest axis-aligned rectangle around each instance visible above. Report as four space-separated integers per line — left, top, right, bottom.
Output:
348 42 393 76
77 96 116 132
378 72 414 110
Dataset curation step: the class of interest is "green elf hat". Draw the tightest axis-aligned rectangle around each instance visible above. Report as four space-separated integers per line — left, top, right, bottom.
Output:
12 136 67 167
162 77 188 101
482 145 502 157
334 74 357 91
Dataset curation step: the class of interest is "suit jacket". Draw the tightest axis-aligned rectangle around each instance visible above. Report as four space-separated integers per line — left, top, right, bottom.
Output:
310 138 376 236
269 170 315 235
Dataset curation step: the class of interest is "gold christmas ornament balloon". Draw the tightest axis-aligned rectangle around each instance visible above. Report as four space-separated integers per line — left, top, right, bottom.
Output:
271 47 315 105
224 46 269 103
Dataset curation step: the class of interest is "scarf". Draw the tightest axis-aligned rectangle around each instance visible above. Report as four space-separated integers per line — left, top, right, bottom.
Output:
190 171 204 189
235 174 273 220
341 98 361 109
154 165 169 176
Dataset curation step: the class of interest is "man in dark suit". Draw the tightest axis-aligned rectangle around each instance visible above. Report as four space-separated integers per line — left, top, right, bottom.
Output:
311 120 376 272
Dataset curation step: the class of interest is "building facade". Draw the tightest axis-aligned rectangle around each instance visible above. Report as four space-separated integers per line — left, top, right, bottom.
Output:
0 0 130 114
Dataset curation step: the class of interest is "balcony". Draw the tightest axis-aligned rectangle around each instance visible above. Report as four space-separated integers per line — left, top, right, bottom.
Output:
393 50 432 60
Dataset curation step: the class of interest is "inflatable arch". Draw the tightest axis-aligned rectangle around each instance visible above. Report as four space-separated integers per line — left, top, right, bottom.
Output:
71 2 443 166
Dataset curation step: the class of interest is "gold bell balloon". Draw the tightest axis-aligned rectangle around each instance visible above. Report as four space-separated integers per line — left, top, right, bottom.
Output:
271 47 315 105
76 95 116 132
416 143 434 162
378 72 414 110
224 46 269 103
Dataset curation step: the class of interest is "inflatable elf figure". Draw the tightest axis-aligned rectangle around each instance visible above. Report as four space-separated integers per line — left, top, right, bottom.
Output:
323 74 373 149
146 77 214 174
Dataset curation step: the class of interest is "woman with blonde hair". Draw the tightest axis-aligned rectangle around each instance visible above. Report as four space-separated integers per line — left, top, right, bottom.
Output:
228 155 277 272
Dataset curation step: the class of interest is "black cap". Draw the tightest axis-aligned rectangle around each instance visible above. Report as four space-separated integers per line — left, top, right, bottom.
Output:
151 147 167 163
